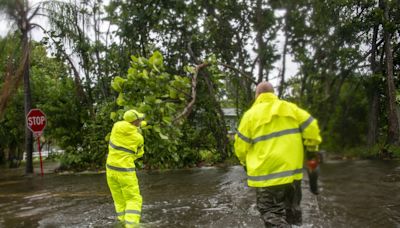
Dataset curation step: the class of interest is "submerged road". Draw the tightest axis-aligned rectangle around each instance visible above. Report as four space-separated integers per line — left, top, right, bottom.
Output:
0 160 399 227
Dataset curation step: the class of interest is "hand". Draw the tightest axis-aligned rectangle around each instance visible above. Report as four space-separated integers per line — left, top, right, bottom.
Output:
306 145 319 152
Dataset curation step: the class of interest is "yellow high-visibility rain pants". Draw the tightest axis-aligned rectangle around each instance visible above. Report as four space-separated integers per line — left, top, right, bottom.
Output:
107 167 142 226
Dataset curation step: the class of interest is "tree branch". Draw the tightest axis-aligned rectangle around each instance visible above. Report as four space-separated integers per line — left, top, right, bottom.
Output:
32 23 87 104
218 63 257 85
27 6 40 22
173 63 210 123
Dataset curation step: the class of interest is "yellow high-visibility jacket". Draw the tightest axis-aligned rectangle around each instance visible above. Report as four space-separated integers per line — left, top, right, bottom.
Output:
107 121 144 171
234 93 322 187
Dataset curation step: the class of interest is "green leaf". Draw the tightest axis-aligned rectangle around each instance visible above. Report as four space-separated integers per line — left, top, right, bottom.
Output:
172 153 179 162
105 133 111 142
142 69 149 79
153 64 160 73
184 66 195 74
159 132 169 140
116 93 126 106
149 51 163 67
162 116 171 124
130 55 138 63
110 112 117 121
169 88 178 99
153 126 161 133
111 76 127 92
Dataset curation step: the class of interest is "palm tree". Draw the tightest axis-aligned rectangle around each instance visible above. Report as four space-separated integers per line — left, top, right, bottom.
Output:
0 0 41 174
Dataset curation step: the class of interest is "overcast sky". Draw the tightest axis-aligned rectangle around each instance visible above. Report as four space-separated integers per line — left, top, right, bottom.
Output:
0 0 46 40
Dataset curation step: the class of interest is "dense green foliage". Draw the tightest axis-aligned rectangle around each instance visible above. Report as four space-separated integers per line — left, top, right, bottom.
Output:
109 51 191 168
1 0 400 170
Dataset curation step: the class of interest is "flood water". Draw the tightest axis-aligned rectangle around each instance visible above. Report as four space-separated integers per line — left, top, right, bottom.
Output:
0 160 399 227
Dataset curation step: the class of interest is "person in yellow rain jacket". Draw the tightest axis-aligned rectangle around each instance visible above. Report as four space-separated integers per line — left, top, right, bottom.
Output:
234 81 322 227
107 109 145 227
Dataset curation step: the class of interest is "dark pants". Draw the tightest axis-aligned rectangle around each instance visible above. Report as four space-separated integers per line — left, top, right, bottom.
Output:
256 180 302 228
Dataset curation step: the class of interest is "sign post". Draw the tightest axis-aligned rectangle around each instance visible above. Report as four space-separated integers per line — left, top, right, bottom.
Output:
26 109 47 176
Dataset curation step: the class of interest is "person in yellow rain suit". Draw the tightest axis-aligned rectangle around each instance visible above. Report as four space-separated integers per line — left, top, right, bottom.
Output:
234 81 322 227
107 109 145 226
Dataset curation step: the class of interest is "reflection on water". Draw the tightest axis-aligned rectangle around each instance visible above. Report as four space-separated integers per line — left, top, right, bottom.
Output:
140 166 262 227
0 160 399 227
316 160 400 228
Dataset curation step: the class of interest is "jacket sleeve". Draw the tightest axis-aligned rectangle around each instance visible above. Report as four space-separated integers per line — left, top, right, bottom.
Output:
136 143 144 159
295 106 322 151
133 133 144 159
234 114 252 166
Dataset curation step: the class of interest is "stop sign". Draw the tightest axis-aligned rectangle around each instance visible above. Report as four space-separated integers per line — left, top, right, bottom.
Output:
26 109 47 136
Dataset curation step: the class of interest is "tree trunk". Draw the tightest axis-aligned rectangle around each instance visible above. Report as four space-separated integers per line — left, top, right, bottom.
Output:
255 0 266 83
22 30 33 174
367 23 380 147
367 91 379 146
382 0 399 144
278 22 288 98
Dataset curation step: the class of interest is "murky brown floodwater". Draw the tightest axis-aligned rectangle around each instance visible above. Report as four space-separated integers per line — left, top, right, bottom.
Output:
0 159 399 227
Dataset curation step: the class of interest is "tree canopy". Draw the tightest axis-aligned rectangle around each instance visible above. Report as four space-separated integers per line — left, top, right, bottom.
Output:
1 0 400 170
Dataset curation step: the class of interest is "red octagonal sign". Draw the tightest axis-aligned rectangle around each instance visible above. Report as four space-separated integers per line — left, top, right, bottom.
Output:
26 109 47 136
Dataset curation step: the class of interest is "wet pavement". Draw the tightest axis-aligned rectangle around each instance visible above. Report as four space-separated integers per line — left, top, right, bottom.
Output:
0 160 399 227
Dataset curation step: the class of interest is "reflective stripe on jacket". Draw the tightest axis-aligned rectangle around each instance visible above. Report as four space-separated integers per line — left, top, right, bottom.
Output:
234 93 322 187
106 121 144 171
